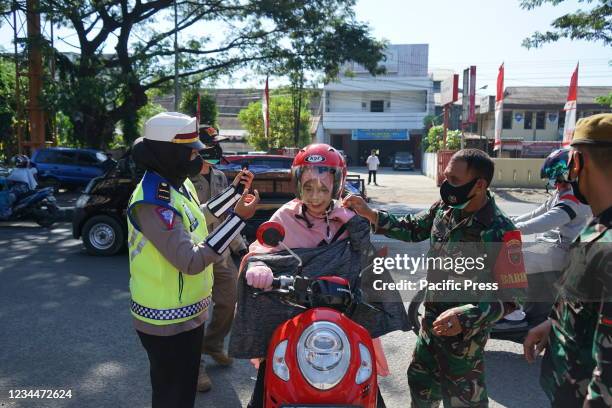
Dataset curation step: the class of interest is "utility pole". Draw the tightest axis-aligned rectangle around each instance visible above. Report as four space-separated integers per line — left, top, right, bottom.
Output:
26 0 45 152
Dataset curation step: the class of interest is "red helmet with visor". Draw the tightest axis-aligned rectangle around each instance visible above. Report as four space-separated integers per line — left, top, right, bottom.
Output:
291 144 347 200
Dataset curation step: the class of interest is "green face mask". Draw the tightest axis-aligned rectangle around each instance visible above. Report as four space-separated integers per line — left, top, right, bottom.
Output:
205 159 219 165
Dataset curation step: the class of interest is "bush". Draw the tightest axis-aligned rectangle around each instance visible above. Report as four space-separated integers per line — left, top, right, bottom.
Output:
426 125 461 152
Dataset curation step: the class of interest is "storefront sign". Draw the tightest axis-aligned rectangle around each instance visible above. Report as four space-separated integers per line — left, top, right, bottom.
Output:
351 129 409 141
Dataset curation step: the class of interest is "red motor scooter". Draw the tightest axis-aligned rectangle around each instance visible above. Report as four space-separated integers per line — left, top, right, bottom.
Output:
252 221 382 408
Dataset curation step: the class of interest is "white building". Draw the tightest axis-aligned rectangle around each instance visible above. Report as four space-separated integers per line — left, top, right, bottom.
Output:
315 44 433 168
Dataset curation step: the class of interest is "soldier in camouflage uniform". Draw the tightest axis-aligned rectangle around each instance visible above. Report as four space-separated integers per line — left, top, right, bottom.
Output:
524 113 612 407
344 149 528 407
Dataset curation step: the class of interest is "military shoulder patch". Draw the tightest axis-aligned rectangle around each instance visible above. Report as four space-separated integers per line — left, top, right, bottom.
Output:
493 230 528 289
157 182 171 202
155 207 176 230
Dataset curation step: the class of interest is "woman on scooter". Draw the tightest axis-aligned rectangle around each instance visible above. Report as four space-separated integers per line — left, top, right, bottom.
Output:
502 148 592 323
230 144 408 408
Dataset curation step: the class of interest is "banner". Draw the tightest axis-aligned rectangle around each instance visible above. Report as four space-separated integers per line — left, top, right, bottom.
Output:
351 129 409 141
494 63 504 151
262 76 270 138
562 63 579 148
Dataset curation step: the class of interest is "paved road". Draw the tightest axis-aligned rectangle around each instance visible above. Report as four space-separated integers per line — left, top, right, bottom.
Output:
0 171 550 408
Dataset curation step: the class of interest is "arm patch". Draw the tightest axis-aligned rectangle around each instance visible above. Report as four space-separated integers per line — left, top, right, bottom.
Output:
493 230 528 289
155 207 176 230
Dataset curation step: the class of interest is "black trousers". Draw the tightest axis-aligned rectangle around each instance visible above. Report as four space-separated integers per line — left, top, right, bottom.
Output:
137 324 204 408
368 170 377 184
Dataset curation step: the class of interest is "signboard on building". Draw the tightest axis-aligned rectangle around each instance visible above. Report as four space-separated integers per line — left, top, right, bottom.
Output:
522 141 562 158
480 95 493 114
461 66 477 125
351 129 410 141
462 68 470 124
440 74 459 105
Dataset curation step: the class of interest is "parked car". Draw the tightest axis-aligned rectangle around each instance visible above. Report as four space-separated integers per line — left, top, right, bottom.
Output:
72 152 141 255
391 151 414 170
32 147 115 189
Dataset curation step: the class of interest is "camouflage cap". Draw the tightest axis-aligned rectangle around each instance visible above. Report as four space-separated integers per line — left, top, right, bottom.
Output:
571 113 612 146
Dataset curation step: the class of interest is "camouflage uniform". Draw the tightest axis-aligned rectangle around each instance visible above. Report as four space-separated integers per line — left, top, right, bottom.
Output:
375 194 527 407
540 206 612 407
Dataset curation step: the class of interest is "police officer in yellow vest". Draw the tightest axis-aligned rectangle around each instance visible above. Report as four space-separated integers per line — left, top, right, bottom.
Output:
128 112 259 408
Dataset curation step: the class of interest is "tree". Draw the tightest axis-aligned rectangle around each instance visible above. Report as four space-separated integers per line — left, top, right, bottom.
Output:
180 88 217 126
0 57 25 161
425 125 461 152
2 0 385 149
595 91 612 107
520 0 612 48
423 114 441 130
239 92 310 151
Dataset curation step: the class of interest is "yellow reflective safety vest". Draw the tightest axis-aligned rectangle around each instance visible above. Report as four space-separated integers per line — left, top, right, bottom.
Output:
127 171 213 325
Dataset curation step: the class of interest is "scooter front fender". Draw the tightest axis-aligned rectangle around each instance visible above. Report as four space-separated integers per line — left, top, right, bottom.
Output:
264 307 378 408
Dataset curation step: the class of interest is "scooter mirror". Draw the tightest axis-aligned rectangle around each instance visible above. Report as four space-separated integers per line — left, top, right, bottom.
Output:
256 221 285 247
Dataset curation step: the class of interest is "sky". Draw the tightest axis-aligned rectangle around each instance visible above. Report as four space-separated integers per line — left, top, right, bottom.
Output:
1 0 610 94
352 0 611 93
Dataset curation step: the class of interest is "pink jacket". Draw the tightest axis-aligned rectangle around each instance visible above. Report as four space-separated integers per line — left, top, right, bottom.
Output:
248 198 355 254
242 198 390 376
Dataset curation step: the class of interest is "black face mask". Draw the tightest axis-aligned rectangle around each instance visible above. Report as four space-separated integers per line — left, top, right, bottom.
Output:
440 178 479 209
568 153 589 205
570 180 589 205
199 144 223 164
185 156 204 178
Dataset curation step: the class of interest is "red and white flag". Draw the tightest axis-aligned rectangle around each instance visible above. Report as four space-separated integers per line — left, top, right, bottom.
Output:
562 63 579 148
493 63 504 152
262 76 270 138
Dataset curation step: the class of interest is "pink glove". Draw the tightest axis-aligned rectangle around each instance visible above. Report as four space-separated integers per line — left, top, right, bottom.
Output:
245 265 274 289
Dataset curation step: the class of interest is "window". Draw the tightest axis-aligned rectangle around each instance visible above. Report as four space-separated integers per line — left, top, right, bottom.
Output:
558 111 566 128
524 112 533 129
76 153 100 166
502 111 512 129
35 150 52 163
54 151 77 165
536 111 545 129
370 100 384 112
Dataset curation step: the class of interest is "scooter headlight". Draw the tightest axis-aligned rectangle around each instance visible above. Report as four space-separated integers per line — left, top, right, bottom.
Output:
272 340 290 381
297 322 350 390
355 343 372 384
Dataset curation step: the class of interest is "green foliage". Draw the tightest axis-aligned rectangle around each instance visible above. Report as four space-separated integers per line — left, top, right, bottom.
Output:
426 125 461 152
520 0 612 48
1 0 385 150
180 88 217 126
423 114 442 129
0 57 17 161
239 92 310 151
595 91 612 107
